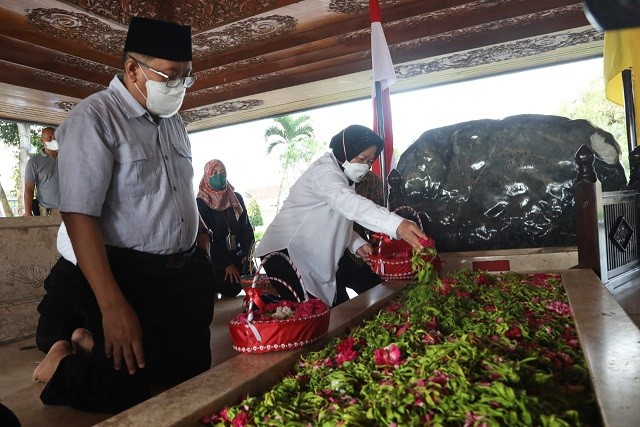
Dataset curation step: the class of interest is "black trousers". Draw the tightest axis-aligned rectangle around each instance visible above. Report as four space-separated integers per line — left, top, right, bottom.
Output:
36 257 86 353
40 246 216 413
262 250 381 307
261 249 308 302
335 251 382 305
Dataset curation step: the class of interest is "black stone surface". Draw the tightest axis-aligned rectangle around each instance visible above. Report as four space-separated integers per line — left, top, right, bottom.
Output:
396 114 627 253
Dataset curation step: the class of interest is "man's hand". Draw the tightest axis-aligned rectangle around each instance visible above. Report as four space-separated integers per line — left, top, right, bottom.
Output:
356 244 374 265
62 212 145 374
225 264 241 283
396 219 427 250
102 299 145 374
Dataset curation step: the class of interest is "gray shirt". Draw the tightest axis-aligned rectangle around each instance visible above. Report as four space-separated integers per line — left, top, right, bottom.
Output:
25 149 60 209
57 76 198 255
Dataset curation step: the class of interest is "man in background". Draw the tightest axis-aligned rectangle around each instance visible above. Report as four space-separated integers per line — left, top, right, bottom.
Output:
23 126 59 216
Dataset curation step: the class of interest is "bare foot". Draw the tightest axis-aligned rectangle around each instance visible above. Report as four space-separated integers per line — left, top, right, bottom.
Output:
71 328 94 356
32 340 72 383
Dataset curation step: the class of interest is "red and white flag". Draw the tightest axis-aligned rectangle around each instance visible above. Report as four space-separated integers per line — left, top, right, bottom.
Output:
369 0 396 178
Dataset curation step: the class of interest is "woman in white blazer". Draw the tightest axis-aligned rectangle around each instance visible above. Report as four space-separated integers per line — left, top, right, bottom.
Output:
255 125 426 306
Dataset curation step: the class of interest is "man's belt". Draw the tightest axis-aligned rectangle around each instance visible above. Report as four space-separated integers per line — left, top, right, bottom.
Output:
107 245 197 269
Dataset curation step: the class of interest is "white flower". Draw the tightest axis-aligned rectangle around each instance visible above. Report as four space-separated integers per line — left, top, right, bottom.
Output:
271 306 294 319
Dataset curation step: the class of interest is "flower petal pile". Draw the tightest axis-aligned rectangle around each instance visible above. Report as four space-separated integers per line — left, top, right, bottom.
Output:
205 269 597 426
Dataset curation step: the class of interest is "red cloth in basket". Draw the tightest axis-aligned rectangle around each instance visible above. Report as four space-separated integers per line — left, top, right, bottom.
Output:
370 237 416 280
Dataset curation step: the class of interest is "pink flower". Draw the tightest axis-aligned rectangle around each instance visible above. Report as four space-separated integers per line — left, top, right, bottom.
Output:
396 323 411 336
475 274 490 285
464 411 486 427
220 408 230 422
425 316 439 330
505 326 523 339
422 333 437 344
428 370 448 387
232 411 249 427
547 300 571 316
438 278 455 295
419 236 436 248
334 337 360 365
336 337 357 353
374 343 402 366
385 302 403 312
335 348 359 365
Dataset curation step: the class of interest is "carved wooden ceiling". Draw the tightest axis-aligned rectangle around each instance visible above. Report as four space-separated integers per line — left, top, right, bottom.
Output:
0 0 602 132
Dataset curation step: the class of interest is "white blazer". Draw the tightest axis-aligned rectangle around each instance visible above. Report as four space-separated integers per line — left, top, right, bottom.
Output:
255 152 403 305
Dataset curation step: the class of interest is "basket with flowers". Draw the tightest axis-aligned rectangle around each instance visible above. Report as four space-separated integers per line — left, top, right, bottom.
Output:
229 252 330 354
369 206 440 280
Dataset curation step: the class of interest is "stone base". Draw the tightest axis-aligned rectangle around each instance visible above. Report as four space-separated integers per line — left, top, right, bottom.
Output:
0 217 60 344
439 246 578 274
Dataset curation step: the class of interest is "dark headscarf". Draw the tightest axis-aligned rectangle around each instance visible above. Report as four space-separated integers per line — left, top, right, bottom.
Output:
329 125 384 163
124 16 192 61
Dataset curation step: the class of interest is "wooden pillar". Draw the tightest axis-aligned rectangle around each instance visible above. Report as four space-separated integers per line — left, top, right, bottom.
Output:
573 145 606 278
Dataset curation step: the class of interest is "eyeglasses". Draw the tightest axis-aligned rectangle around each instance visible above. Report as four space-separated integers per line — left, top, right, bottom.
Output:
130 56 196 88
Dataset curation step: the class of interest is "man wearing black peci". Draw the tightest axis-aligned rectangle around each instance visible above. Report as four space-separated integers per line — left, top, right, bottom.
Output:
32 16 216 413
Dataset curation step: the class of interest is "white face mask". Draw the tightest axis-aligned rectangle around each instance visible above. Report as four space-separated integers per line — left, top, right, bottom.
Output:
135 68 186 118
44 139 59 151
342 160 370 183
340 129 372 183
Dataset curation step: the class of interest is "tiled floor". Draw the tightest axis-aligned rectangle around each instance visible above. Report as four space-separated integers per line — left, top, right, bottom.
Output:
0 294 245 427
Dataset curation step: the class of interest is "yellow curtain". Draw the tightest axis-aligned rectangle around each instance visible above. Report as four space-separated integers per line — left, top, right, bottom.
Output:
604 28 640 146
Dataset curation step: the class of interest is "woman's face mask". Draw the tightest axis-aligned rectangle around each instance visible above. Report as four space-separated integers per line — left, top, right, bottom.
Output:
209 173 227 190
135 67 186 118
342 161 370 183
341 130 373 183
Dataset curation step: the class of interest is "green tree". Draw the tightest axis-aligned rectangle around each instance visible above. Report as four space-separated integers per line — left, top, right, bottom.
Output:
556 78 629 173
247 197 263 227
264 114 320 211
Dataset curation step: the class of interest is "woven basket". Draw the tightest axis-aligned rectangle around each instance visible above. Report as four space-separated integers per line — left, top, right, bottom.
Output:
370 206 434 280
228 252 330 354
240 274 279 296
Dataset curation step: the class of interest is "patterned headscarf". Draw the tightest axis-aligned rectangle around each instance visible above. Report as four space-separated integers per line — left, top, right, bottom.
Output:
197 159 244 219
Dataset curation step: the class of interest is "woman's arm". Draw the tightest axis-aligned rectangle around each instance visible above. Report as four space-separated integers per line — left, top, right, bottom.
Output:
312 164 426 249
235 193 255 255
